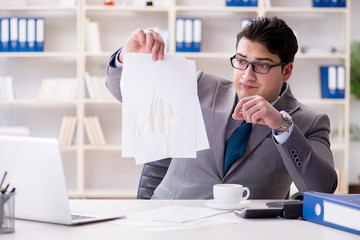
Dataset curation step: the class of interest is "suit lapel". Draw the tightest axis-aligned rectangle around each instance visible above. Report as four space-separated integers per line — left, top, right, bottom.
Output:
210 81 236 178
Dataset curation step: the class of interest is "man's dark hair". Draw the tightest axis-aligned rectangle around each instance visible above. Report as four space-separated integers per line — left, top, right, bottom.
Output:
236 16 298 64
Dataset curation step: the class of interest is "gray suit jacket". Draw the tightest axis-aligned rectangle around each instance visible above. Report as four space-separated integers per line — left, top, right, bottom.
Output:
106 54 338 199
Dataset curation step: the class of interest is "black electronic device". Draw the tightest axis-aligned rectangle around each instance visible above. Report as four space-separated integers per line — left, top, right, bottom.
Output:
266 199 301 208
266 200 303 219
234 208 283 219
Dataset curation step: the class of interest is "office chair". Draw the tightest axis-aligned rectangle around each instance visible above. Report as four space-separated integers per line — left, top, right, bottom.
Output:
137 158 171 199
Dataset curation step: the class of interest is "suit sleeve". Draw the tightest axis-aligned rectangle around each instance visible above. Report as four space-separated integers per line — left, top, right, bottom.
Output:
105 49 123 102
275 113 338 193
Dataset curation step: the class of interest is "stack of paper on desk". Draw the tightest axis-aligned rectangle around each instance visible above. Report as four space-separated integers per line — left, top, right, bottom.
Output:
121 53 209 164
115 206 242 232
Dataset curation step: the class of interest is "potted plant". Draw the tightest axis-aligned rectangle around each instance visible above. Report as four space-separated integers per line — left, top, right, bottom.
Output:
351 41 360 99
350 42 360 189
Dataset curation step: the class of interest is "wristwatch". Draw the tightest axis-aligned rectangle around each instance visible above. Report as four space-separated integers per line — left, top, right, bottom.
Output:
275 110 292 133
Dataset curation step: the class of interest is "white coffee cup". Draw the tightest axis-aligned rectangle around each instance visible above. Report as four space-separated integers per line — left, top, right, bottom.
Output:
213 184 250 205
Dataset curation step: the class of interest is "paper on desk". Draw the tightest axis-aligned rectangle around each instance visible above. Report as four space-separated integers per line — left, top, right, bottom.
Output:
125 206 229 223
115 206 242 232
121 53 209 164
116 216 242 232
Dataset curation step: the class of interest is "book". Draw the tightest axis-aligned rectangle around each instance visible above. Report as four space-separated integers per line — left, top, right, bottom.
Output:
35 18 45 52
192 18 202 52
37 78 77 101
84 116 106 146
58 115 77 147
225 0 257 7
312 0 346 7
84 72 114 99
18 18 27 52
85 19 101 53
0 75 15 101
184 18 193 52
1 18 10 52
175 18 185 52
9 18 18 52
303 192 360 235
27 18 36 51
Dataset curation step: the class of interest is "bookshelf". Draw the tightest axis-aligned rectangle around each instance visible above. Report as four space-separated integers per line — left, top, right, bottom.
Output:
0 0 351 197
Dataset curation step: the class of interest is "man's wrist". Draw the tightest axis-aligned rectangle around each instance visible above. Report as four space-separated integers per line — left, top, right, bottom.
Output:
274 110 292 135
113 48 123 68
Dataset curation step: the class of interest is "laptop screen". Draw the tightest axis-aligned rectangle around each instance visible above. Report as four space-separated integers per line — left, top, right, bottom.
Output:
0 136 73 224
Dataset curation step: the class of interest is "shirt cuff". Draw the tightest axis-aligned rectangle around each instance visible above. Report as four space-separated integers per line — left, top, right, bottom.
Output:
273 123 294 144
114 50 123 68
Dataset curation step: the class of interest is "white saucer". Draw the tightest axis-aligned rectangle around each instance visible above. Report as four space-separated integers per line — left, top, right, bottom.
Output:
204 200 251 210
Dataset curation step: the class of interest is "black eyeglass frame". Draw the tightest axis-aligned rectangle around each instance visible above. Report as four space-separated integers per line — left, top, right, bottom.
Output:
230 55 286 74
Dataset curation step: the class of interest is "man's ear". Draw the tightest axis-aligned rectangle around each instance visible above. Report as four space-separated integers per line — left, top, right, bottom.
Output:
282 62 293 82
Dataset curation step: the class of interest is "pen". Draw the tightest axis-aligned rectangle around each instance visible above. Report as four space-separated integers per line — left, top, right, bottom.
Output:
0 171 7 190
1 183 9 194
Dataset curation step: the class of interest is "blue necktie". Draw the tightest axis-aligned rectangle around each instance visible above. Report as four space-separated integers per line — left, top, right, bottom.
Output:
224 121 252 175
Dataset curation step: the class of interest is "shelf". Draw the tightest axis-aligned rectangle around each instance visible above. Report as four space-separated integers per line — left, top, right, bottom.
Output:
84 99 120 104
175 6 259 12
0 99 78 105
0 52 78 58
264 7 348 14
85 52 113 57
85 5 169 12
296 52 347 59
0 6 79 11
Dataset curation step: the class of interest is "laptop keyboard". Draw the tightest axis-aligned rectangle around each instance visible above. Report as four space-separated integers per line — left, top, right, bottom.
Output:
71 214 96 220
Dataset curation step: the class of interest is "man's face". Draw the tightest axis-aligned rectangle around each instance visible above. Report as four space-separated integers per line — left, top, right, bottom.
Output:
233 37 293 103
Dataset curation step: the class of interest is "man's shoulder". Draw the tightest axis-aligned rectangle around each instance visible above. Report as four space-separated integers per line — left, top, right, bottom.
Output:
197 71 233 86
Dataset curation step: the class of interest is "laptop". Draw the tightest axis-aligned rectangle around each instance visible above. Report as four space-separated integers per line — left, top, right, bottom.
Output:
0 136 124 225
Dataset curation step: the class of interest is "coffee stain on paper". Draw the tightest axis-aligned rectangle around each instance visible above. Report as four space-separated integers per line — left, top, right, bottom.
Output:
134 87 175 157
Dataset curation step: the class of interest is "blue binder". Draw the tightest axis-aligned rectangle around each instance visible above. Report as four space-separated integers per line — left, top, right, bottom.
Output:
35 18 45 52
313 0 346 7
175 18 185 52
338 0 346 7
27 18 36 52
9 18 19 52
1 18 10 52
192 18 202 52
303 192 360 235
18 18 27 52
320 65 345 99
184 18 193 52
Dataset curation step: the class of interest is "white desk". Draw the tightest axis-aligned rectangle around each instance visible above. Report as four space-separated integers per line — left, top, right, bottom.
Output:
1 199 358 240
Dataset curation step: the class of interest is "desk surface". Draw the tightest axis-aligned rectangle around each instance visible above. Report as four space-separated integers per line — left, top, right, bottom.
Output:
1 199 358 240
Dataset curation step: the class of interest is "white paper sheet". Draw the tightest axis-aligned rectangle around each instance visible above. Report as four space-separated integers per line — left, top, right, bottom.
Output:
114 205 242 232
121 53 209 164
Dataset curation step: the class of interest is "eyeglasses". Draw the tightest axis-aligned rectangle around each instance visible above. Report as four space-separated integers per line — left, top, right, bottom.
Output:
230 55 285 74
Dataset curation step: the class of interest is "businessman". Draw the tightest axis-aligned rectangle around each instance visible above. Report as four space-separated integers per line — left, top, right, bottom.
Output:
106 16 338 199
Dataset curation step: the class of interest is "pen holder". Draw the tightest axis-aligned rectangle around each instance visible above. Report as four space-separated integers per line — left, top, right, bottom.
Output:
0 193 15 234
